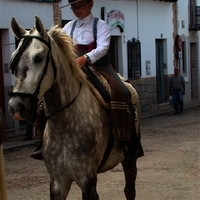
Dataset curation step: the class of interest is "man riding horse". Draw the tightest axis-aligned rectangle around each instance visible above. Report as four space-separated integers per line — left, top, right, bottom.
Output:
32 0 144 160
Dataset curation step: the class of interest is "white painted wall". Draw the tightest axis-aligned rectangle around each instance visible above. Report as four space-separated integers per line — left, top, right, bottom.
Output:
0 0 53 28
0 0 54 86
0 0 55 130
176 0 200 102
60 0 174 79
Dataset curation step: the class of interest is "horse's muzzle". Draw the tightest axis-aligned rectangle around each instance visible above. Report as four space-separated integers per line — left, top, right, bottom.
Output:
8 97 33 120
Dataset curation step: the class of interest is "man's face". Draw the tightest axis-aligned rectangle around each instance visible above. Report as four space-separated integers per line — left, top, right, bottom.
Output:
70 0 93 19
174 68 180 75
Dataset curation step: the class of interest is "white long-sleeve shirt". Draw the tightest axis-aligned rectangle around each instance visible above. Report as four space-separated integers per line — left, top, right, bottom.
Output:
61 13 111 64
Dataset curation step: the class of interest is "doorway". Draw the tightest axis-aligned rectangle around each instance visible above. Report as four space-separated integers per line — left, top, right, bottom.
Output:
190 42 199 99
156 39 166 104
109 36 120 73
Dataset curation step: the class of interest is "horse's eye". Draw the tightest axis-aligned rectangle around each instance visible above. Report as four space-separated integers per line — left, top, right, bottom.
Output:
34 55 44 63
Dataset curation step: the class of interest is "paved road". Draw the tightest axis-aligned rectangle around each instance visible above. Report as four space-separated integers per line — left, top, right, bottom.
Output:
3 106 200 200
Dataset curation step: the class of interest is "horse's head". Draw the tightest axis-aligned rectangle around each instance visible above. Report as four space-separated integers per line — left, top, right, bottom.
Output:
8 16 56 120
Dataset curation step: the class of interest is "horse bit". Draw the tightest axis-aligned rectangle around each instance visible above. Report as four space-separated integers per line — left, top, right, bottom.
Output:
8 35 82 120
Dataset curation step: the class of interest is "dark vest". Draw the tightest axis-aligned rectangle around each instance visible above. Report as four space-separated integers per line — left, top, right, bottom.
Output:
70 18 110 66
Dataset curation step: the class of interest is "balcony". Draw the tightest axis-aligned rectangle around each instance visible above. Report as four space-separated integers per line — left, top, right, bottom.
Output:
189 6 200 31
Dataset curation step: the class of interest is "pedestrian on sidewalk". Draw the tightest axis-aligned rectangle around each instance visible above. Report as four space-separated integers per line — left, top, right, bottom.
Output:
169 67 185 115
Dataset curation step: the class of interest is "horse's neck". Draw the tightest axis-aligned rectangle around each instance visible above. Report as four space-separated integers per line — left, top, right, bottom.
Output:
43 71 82 116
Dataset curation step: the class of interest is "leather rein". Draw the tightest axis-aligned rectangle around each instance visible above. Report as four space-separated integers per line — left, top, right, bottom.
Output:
8 35 82 120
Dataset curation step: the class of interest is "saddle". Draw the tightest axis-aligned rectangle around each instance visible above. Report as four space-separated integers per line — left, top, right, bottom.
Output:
84 65 140 141
85 65 138 106
34 65 140 141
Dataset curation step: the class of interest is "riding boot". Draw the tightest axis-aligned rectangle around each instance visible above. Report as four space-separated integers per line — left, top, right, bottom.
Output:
31 102 45 160
123 136 144 159
30 140 43 160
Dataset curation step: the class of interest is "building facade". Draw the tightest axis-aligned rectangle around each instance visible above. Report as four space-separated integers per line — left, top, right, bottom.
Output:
94 0 199 112
60 0 182 111
175 0 200 107
0 0 199 133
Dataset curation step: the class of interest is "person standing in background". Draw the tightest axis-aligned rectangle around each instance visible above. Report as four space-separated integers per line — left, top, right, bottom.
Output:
169 67 185 115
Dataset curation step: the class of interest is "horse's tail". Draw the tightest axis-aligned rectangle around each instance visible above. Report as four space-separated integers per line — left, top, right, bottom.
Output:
0 145 7 200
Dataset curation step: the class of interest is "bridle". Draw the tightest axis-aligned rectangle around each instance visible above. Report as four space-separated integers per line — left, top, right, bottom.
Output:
9 35 57 101
8 34 82 120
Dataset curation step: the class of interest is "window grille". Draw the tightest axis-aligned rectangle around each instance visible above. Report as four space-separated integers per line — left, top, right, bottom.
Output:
127 38 141 78
189 6 200 31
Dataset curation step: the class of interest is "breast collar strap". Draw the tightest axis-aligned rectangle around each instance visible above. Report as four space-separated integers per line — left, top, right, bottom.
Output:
44 82 82 120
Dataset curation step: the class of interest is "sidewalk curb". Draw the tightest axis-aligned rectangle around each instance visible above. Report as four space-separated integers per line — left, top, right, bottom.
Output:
141 109 173 120
3 139 40 152
3 104 199 152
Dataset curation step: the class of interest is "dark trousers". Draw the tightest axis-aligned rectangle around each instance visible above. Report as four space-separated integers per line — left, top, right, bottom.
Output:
96 65 136 120
95 66 143 157
172 89 184 113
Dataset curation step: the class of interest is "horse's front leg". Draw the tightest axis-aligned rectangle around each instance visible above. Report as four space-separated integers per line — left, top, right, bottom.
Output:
121 158 137 200
50 178 72 200
79 174 99 200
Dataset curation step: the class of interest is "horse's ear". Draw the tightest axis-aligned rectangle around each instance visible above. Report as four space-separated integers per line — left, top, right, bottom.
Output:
35 16 48 38
11 18 26 39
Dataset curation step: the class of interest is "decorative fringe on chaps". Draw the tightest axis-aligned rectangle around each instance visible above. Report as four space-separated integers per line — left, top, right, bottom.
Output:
93 65 135 142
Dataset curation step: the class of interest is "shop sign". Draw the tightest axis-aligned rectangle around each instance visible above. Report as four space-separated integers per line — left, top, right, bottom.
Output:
107 10 125 32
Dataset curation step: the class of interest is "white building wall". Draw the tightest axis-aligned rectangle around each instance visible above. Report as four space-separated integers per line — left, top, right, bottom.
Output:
176 0 200 103
137 1 174 78
3 0 195 131
0 0 53 28
1 0 54 86
0 0 54 131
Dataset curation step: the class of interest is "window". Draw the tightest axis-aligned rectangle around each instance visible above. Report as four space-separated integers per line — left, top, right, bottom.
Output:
189 6 200 31
127 38 141 78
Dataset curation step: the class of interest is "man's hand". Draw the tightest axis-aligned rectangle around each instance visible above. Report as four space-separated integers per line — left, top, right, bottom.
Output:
76 56 87 68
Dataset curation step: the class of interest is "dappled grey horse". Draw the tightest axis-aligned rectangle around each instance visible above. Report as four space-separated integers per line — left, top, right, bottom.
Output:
8 16 142 200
